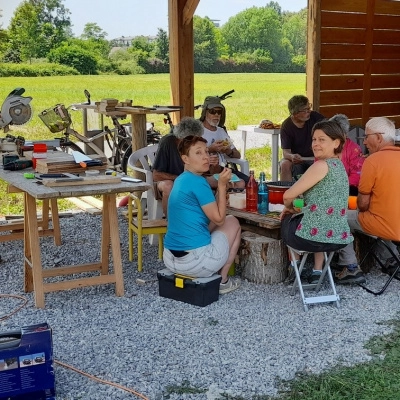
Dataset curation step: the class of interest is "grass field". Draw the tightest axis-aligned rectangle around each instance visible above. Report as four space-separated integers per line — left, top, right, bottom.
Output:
1 73 305 137
0 73 305 215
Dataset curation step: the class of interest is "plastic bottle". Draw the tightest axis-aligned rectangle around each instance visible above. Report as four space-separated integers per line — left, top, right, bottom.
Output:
246 170 258 212
257 172 269 214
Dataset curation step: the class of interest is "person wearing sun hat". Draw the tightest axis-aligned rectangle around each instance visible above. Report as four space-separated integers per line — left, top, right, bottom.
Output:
200 96 247 186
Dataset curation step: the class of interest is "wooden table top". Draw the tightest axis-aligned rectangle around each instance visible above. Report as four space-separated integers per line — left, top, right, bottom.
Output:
227 207 281 230
0 168 150 200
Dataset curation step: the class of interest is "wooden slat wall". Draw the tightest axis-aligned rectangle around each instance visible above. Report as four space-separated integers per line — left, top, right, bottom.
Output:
307 0 400 126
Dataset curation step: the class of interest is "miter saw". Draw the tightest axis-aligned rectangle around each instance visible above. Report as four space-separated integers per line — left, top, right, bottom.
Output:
0 87 32 133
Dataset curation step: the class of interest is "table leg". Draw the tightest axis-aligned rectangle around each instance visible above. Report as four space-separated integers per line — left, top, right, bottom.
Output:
25 193 45 308
130 114 147 152
241 129 248 158
23 193 33 293
50 199 61 246
100 196 111 275
271 133 279 181
103 193 124 296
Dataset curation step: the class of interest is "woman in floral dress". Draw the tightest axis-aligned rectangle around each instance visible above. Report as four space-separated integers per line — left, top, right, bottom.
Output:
280 120 354 283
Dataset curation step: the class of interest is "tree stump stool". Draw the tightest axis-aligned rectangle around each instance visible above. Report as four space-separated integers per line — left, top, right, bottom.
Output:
239 231 288 284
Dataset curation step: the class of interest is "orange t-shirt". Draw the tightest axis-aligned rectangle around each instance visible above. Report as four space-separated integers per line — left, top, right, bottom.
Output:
358 146 400 240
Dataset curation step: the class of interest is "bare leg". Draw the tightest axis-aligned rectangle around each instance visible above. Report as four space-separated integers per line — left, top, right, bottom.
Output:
280 159 293 181
210 215 241 282
157 180 173 217
314 252 324 270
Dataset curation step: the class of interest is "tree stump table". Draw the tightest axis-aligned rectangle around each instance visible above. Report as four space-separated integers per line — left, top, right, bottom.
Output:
239 231 288 284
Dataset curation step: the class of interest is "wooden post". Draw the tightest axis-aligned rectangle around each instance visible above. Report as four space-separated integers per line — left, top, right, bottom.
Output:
168 0 198 124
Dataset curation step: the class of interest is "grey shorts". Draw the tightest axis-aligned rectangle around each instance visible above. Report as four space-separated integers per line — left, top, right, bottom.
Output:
163 231 229 277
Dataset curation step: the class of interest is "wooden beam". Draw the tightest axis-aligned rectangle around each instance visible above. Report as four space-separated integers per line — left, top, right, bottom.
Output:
306 0 321 110
169 0 197 124
182 0 200 26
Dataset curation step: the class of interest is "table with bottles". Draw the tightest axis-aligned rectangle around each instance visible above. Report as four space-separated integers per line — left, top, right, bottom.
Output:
227 169 282 239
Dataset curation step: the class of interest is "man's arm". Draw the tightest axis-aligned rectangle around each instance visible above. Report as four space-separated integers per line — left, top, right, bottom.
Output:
357 192 371 211
153 170 178 182
282 148 303 164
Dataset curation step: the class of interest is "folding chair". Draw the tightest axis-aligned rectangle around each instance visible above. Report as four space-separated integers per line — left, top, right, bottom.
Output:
355 230 400 295
287 246 340 311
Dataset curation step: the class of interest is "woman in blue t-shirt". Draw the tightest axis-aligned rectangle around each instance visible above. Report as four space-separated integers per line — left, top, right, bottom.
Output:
164 131 241 295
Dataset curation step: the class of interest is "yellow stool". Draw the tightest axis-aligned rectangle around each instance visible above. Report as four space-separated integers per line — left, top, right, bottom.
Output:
128 194 167 272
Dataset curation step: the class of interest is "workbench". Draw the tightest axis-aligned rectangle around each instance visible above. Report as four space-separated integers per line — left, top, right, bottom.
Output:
0 168 150 308
74 103 181 152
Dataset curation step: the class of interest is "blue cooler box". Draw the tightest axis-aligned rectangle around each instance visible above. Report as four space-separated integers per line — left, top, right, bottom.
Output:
157 268 221 307
0 323 55 400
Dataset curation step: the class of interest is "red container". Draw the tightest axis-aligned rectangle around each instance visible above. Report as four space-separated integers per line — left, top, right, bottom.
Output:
267 181 294 204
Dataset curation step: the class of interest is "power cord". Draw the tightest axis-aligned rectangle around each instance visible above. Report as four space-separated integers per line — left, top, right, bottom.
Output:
0 294 28 320
0 294 150 400
55 360 149 399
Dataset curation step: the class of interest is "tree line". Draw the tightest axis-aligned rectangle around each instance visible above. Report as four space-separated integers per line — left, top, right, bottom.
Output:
0 0 306 76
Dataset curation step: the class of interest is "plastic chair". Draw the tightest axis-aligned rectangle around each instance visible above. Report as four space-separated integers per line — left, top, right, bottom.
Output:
287 246 340 311
225 156 250 175
128 194 167 272
127 144 163 220
355 230 400 295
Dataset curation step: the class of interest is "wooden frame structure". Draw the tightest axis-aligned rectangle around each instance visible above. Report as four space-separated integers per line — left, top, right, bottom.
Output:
307 0 400 125
168 0 400 126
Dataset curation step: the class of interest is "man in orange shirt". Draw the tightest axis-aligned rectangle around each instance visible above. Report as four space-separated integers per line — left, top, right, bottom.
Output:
336 117 400 284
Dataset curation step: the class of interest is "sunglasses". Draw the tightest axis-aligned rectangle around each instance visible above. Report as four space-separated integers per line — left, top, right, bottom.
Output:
207 108 223 115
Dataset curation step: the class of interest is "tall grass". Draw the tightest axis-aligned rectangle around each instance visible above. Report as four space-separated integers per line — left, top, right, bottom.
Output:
0 73 304 216
1 73 305 136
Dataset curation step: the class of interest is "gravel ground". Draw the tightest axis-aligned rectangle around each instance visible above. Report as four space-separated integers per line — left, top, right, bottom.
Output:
1 210 400 400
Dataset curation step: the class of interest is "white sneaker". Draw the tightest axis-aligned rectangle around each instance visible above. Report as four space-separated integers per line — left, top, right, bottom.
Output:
219 277 240 294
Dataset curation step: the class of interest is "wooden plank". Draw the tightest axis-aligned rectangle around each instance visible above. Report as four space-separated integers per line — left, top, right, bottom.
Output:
319 104 362 119
321 11 367 28
321 27 367 45
372 14 400 29
320 44 367 59
43 175 121 187
320 75 364 91
371 74 400 88
319 90 363 105
320 60 365 75
375 0 400 14
371 44 400 59
321 0 367 13
373 29 400 45
321 88 400 105
66 197 102 215
369 102 400 116
371 60 400 74
370 88 400 102
80 196 103 209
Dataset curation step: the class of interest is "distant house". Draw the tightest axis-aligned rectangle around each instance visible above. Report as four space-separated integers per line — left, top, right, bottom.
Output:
112 35 157 47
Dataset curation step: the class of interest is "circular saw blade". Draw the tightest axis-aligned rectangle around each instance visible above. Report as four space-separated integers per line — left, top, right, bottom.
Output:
9 103 32 125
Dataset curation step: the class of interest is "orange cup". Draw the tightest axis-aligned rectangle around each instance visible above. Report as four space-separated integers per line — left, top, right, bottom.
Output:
348 196 357 210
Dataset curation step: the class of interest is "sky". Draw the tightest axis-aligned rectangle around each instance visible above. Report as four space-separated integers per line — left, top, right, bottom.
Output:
1 0 307 40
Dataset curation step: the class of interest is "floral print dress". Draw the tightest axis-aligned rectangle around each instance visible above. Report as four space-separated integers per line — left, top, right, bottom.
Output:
295 158 353 245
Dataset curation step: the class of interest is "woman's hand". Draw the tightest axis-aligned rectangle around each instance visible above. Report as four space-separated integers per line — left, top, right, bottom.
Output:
279 205 297 220
218 167 232 186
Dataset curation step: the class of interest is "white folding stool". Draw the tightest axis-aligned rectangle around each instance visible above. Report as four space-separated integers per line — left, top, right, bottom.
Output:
287 246 340 311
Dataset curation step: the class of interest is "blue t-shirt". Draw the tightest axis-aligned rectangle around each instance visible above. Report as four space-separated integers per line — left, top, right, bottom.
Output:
164 171 216 250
